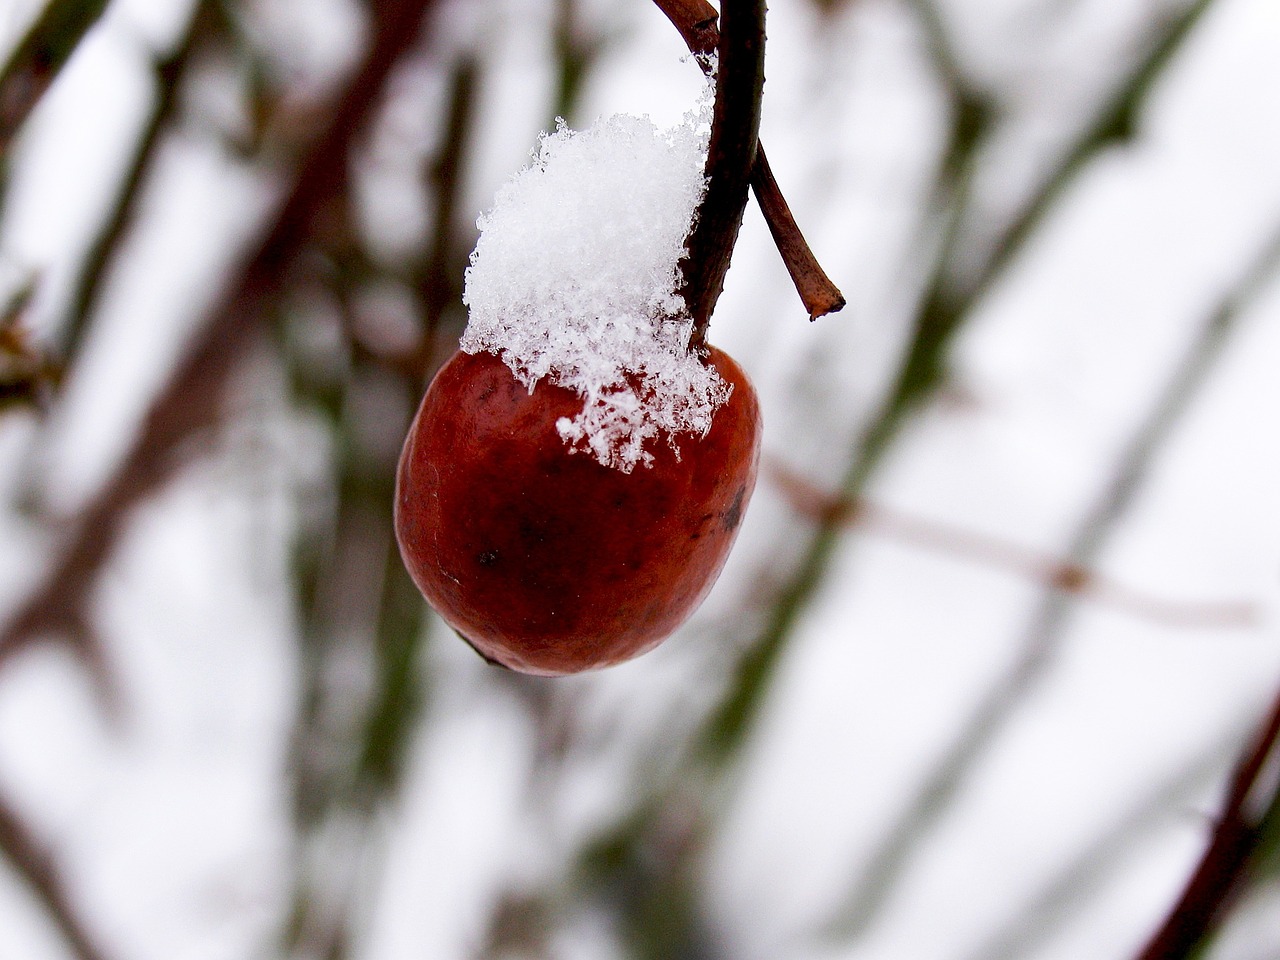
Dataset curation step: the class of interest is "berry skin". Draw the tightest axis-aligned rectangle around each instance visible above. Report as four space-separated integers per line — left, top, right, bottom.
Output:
394 347 761 675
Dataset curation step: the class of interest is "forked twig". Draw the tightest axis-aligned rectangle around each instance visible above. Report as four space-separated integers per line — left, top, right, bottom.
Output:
656 0 845 321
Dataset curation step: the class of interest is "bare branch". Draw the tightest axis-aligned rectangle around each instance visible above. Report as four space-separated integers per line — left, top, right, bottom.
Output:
0 0 444 668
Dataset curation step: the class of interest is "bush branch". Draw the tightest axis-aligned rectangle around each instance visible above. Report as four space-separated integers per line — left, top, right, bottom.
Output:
0 0 442 668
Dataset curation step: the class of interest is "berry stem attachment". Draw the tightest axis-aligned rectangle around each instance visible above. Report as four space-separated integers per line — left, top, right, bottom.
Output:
677 0 766 352
658 0 846 324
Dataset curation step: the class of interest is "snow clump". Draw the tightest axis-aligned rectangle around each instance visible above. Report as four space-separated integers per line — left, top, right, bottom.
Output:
460 97 730 472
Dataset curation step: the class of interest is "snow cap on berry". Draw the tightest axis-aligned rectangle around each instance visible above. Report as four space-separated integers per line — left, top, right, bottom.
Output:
460 92 729 472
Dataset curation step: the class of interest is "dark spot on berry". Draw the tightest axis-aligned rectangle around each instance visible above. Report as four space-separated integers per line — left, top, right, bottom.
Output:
478 549 499 567
722 486 746 532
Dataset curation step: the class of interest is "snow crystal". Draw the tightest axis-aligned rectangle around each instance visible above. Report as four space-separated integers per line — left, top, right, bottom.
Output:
460 94 730 472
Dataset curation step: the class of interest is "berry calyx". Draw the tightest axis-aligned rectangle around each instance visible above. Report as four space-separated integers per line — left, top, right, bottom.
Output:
394 346 760 675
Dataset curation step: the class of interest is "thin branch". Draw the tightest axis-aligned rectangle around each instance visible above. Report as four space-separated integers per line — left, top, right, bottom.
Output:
766 459 1258 631
0 0 443 668
408 54 478 382
749 146 846 320
823 220 1280 943
964 742 1232 960
656 0 845 322
55 0 217 361
1135 684 1280 960
654 0 719 60
677 0 765 349
968 0 1219 306
0 787 114 960
696 0 1229 774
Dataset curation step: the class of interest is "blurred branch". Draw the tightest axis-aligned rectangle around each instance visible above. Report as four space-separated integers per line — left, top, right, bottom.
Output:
678 0 765 349
963 741 1230 960
970 0 1219 305
0 0 442 669
53 0 217 361
766 459 1257 630
884 0 1215 425
282 34 483 960
1136 683 1280 960
0 0 111 158
902 0 975 103
698 0 1222 774
406 53 477 381
0 787 114 960
823 220 1280 943
655 0 845 321
550 0 608 125
576 796 725 960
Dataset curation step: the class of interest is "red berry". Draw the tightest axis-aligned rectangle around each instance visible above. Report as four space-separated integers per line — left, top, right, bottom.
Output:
394 347 761 675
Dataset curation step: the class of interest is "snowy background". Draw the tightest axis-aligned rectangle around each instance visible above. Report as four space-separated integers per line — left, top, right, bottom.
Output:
0 0 1278 958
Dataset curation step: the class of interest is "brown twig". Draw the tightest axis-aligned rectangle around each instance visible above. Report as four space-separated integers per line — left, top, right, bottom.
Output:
655 0 720 60
767 459 1257 630
0 0 442 670
656 0 845 323
678 0 766 349
699 0 1245 777
750 146 846 319
1135 684 1280 959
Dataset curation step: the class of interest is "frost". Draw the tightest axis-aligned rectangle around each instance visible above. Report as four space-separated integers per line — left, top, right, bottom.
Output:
460 94 729 472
